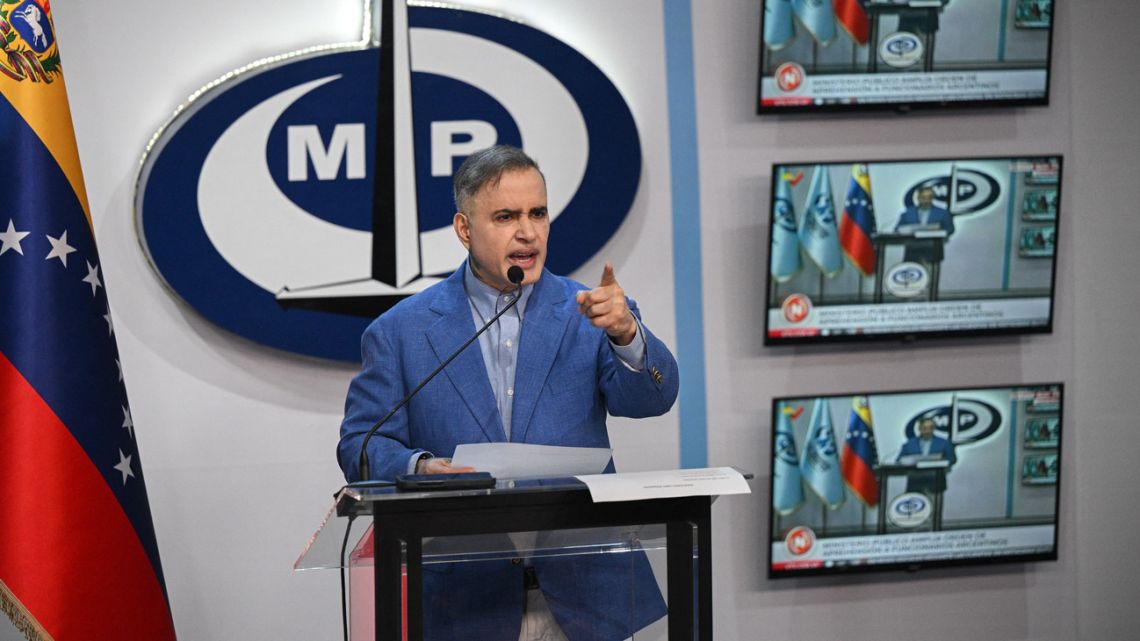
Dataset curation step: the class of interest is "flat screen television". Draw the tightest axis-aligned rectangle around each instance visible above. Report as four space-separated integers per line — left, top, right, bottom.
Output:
758 0 1055 113
765 155 1061 344
768 383 1062 577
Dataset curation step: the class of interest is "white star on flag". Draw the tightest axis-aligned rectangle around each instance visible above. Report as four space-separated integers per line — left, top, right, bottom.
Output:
122 405 134 439
103 304 114 336
115 358 123 382
83 261 103 297
45 230 77 267
0 219 30 256
113 449 135 485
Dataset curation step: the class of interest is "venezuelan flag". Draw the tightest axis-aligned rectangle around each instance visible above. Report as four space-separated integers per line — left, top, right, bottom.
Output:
838 163 877 276
0 3 176 639
833 0 870 46
840 396 879 507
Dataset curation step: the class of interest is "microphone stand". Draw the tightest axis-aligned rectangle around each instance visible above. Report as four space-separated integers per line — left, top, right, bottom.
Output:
355 267 525 482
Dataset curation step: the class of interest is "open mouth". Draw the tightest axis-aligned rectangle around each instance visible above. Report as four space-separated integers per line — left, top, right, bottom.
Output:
508 251 539 269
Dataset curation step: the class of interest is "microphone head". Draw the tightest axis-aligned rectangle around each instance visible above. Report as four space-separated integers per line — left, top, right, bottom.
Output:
507 266 525 286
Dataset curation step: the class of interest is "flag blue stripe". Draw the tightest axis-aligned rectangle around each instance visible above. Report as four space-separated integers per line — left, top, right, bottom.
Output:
0 94 167 589
663 0 707 468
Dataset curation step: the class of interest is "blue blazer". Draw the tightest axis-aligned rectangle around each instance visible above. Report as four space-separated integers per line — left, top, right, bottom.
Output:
338 264 678 640
895 205 954 236
899 436 957 465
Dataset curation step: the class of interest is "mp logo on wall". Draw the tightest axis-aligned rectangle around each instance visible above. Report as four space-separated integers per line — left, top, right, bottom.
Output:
135 1 641 361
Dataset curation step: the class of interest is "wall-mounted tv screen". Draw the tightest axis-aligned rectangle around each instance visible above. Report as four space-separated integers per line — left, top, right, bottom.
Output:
765 155 1061 344
768 383 1062 577
758 0 1054 113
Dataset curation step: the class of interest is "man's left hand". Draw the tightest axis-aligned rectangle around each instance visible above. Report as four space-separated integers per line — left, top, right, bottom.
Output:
576 262 637 346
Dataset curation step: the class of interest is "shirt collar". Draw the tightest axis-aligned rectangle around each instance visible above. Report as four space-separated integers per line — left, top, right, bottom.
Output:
463 258 533 319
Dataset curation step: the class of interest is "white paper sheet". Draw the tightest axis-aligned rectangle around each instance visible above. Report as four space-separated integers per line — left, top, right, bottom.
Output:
574 467 751 503
450 443 612 479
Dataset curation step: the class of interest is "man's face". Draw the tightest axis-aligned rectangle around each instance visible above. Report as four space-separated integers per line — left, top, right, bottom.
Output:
918 420 935 439
917 188 935 209
453 167 549 290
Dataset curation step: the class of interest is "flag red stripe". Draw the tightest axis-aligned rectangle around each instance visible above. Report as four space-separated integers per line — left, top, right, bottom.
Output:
839 216 876 275
840 445 879 506
833 0 870 45
0 354 176 641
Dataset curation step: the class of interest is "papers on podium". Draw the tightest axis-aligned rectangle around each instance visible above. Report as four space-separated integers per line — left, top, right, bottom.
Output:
897 453 951 468
896 223 948 239
451 443 612 479
575 467 751 503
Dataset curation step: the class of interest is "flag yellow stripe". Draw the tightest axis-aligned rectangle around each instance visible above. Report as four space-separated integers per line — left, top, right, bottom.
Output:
852 163 872 196
0 76 92 229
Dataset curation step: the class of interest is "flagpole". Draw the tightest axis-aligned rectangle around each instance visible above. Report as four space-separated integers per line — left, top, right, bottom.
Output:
948 163 959 215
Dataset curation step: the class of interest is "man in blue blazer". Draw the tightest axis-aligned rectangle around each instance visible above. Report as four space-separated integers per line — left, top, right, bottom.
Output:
338 145 678 640
895 186 955 264
898 418 957 495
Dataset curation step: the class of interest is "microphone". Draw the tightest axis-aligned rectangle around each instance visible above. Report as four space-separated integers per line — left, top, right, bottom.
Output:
355 265 525 482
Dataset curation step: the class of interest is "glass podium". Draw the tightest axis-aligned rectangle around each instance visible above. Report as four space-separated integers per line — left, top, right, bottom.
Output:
296 477 726 641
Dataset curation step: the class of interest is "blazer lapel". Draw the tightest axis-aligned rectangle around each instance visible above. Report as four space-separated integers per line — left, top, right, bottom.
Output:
425 269 507 443
511 271 572 443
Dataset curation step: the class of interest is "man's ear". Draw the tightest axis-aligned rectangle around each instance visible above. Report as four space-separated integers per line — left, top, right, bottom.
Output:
453 212 471 250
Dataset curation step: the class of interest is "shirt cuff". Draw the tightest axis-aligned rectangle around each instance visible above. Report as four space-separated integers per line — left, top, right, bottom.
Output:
406 451 432 474
609 318 647 371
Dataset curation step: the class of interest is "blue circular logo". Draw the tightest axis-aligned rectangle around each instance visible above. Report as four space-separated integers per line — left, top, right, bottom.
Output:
879 32 924 68
894 495 927 516
905 170 1002 217
136 6 641 361
888 492 932 528
885 37 919 56
905 399 1003 445
885 262 928 298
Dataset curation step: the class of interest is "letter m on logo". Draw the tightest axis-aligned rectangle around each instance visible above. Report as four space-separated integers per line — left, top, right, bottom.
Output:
287 124 366 181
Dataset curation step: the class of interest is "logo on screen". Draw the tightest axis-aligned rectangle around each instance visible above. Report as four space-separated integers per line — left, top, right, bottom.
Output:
775 431 799 465
879 32 924 68
885 262 929 298
905 170 1002 217
774 62 805 93
134 4 641 361
905 399 1003 445
888 493 932 528
785 526 815 556
782 293 812 324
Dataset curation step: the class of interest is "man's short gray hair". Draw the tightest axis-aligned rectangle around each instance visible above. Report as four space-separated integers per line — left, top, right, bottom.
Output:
453 145 543 212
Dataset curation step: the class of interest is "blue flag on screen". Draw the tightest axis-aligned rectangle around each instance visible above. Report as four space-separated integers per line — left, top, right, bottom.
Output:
799 398 845 509
792 0 837 46
764 0 796 50
770 170 802 282
773 404 805 515
798 165 843 277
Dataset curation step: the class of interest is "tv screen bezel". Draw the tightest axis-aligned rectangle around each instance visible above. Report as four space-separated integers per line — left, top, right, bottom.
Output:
766 381 1064 579
755 0 1057 115
763 153 1064 347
